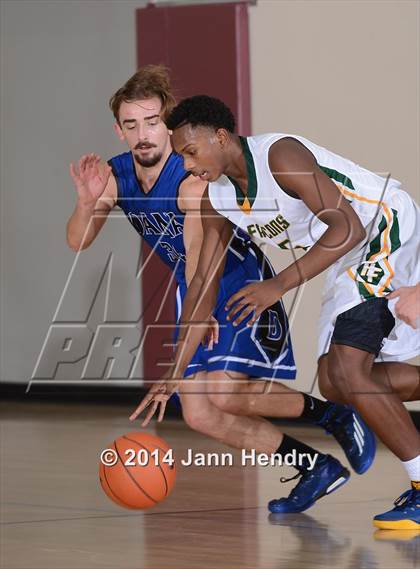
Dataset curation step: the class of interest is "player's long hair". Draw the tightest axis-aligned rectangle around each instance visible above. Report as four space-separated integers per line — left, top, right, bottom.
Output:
109 65 176 124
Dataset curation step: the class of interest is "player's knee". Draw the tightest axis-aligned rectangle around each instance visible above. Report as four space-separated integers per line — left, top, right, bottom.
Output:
318 374 335 401
328 365 351 389
328 346 374 395
317 358 330 396
318 367 338 402
207 391 242 414
327 352 354 388
182 407 215 435
206 371 246 414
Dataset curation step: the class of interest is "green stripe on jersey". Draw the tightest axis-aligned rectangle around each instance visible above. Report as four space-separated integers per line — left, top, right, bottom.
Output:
366 209 401 260
389 208 401 253
355 207 401 298
228 137 258 209
319 165 355 191
367 215 387 259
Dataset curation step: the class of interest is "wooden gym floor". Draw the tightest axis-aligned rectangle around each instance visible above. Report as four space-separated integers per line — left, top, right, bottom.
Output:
1 400 419 569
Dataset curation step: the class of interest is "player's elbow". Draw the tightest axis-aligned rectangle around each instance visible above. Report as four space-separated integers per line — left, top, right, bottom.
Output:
66 231 90 252
67 239 86 252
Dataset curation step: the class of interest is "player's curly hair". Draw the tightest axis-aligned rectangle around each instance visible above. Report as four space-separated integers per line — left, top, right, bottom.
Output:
109 65 176 124
166 95 235 133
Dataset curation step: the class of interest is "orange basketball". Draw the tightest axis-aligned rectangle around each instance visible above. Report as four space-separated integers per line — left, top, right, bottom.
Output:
99 432 176 509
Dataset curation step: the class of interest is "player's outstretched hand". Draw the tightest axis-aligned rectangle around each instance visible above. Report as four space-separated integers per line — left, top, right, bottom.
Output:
70 153 112 207
129 371 180 427
226 278 283 327
388 284 420 329
202 316 219 350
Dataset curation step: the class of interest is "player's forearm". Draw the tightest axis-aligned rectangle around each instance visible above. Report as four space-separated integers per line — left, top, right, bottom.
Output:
184 239 202 286
276 224 366 294
172 276 218 377
66 201 99 251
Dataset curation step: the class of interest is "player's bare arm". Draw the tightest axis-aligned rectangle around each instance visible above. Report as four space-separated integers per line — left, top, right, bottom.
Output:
178 175 206 285
227 138 366 325
171 187 231 371
130 186 231 425
179 176 219 349
67 153 116 251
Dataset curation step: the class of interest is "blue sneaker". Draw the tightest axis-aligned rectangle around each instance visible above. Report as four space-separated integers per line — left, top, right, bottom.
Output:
373 488 420 530
318 404 376 474
268 455 350 513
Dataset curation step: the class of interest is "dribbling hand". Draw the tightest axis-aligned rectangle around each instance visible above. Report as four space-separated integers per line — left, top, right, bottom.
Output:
129 371 180 427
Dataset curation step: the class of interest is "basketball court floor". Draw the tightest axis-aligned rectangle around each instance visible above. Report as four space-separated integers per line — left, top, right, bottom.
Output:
2 400 419 569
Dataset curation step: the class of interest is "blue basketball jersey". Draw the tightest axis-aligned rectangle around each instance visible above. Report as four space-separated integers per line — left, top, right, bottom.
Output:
109 151 251 282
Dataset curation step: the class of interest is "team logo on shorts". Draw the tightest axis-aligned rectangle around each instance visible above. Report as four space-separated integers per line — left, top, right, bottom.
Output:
255 306 287 362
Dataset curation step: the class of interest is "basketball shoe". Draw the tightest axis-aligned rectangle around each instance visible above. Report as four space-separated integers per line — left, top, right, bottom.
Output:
268 454 350 513
373 487 420 530
318 404 376 474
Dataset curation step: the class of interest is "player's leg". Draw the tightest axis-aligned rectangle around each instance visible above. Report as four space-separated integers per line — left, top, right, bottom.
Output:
205 370 351 513
325 298 420 529
179 371 281 452
319 357 420 403
179 371 350 513
327 345 419 460
206 367 353 428
180 371 328 464
175 284 280 450
205 367 375 475
371 363 420 402
205 369 305 417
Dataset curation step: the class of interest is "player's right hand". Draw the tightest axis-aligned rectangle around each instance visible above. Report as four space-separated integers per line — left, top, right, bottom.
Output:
202 316 219 350
129 371 180 427
70 153 112 207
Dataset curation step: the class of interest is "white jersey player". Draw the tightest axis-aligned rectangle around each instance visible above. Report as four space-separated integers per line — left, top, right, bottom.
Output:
152 95 419 530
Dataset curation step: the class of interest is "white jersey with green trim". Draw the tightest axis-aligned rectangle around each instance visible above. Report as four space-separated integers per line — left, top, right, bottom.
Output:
208 133 406 253
208 133 420 362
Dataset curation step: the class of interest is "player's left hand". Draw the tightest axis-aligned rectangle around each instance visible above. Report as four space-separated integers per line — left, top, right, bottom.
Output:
225 278 283 327
129 371 179 427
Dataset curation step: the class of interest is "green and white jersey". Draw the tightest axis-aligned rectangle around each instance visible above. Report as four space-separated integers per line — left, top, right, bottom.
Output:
208 133 420 362
208 133 404 252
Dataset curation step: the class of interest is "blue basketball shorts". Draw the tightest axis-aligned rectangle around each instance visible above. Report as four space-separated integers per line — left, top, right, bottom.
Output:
175 244 296 381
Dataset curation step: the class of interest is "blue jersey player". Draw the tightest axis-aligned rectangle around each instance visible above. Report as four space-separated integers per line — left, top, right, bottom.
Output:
67 66 375 513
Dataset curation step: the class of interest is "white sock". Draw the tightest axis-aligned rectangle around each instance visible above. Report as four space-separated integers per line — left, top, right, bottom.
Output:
401 455 420 484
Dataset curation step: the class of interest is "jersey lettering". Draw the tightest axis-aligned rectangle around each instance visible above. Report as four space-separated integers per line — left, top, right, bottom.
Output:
247 214 290 240
160 242 186 263
127 212 183 238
